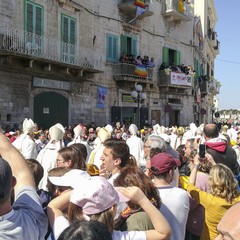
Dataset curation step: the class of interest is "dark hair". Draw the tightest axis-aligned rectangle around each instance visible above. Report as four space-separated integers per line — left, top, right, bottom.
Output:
71 143 88 162
58 146 86 170
114 166 161 209
103 138 131 168
26 158 44 187
58 220 112 240
203 124 219 139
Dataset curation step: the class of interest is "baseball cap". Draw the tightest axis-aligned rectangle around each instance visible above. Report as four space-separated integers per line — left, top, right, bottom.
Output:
70 176 129 215
48 169 91 188
150 152 177 175
0 157 12 200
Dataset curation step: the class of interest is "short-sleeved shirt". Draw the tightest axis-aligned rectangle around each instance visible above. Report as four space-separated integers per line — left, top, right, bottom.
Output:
187 183 240 240
53 216 146 240
0 186 48 240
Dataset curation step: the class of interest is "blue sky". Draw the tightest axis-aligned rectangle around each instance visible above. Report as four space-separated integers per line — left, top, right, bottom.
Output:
215 0 240 110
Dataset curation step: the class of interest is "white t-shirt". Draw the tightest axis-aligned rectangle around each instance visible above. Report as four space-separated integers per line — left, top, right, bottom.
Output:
158 186 189 240
53 216 146 240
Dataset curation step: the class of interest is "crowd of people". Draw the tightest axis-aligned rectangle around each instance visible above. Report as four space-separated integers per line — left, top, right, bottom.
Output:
0 119 240 240
119 53 155 69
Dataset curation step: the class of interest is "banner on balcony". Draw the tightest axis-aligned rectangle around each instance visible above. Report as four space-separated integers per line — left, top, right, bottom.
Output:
97 86 108 109
135 65 148 77
134 0 145 8
170 72 192 86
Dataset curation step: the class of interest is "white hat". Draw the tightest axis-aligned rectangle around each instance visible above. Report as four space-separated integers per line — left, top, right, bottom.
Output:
22 118 35 134
98 127 111 143
49 123 65 141
48 169 91 188
105 124 113 134
129 124 138 135
73 124 84 137
159 133 171 143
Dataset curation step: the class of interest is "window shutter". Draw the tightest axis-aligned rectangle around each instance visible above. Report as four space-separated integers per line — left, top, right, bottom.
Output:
174 50 180 65
26 3 34 33
131 36 138 58
162 47 169 66
62 16 69 43
70 19 76 45
35 6 42 36
120 35 127 55
106 34 118 62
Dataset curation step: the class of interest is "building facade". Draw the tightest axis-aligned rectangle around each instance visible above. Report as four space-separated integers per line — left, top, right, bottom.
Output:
0 0 220 130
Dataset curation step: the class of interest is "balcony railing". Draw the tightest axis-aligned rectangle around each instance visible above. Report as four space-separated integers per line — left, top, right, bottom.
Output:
113 63 153 82
0 26 104 72
158 70 192 88
162 0 192 23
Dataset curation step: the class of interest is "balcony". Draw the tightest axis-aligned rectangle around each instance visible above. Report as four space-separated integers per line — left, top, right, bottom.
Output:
158 70 192 93
209 79 220 95
0 26 103 72
118 0 154 21
199 80 208 95
213 40 220 55
162 0 192 24
113 63 153 86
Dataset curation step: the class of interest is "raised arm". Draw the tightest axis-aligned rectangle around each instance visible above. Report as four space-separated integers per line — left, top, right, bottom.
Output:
0 132 35 191
118 186 171 240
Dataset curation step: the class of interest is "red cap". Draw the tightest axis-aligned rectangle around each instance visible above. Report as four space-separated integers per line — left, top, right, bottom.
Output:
151 152 177 175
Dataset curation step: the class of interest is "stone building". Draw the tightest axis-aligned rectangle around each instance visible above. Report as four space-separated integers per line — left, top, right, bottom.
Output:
0 0 219 130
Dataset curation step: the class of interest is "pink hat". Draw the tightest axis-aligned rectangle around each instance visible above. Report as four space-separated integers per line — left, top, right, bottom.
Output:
151 152 177 174
70 176 128 215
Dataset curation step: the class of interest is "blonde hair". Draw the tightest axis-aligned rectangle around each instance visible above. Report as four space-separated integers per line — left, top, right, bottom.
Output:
208 164 239 203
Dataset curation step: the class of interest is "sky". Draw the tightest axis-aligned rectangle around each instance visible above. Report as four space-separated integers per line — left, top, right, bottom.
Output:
214 0 240 110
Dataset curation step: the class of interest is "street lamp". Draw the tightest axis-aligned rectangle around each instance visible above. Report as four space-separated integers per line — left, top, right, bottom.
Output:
131 84 146 128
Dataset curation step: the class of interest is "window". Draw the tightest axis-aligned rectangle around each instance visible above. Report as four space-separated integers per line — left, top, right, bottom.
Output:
106 33 118 62
61 14 76 63
162 47 180 67
25 1 43 54
120 34 138 59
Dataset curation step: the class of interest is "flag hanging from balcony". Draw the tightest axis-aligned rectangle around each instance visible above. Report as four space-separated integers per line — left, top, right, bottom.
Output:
134 0 145 9
97 86 108 109
135 65 148 77
136 6 145 17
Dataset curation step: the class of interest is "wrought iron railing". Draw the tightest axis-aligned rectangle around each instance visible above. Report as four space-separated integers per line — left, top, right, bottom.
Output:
0 26 104 71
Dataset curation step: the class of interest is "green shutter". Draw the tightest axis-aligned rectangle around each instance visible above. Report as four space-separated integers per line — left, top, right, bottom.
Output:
120 35 128 55
162 47 169 66
35 6 42 35
106 33 118 62
70 19 76 45
25 2 43 35
131 36 138 58
174 50 180 65
26 2 34 33
194 58 199 79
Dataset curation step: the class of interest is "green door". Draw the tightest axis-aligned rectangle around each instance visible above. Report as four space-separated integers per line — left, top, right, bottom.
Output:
34 92 68 130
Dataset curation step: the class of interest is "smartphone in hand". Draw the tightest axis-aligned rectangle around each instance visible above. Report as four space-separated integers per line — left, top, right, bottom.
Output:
198 144 206 159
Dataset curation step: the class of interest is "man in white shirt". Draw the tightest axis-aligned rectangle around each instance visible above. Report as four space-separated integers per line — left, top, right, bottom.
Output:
151 152 189 240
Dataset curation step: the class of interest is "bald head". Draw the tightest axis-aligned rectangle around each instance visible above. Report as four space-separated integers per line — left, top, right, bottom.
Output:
216 202 240 239
203 124 219 140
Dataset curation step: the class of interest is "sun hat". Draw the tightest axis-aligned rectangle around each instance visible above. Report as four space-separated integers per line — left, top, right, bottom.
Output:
70 176 129 215
0 157 12 200
150 152 177 175
48 169 91 187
